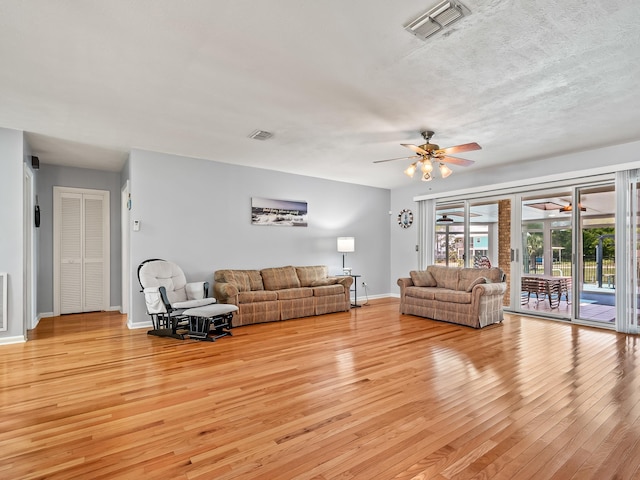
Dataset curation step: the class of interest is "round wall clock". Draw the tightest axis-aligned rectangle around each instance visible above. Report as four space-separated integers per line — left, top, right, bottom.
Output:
398 209 413 228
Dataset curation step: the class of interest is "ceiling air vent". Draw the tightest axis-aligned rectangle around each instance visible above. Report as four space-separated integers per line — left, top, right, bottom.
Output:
248 130 274 141
404 1 470 41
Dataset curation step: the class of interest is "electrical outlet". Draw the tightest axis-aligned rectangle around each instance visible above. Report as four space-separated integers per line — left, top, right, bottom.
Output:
362 281 367 287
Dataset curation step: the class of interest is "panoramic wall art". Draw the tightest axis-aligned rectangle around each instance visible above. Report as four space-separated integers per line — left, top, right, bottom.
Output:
251 197 308 227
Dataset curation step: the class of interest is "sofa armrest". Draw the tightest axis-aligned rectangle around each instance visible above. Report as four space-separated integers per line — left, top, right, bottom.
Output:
334 276 353 289
397 277 414 289
213 282 239 305
474 282 507 296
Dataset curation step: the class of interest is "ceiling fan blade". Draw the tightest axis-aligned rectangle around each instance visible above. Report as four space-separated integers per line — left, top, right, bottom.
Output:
436 142 481 155
438 155 475 167
401 144 429 156
373 155 420 164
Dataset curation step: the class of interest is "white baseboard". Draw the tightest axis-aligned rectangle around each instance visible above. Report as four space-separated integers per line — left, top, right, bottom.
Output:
355 293 397 302
128 319 152 330
108 305 121 312
0 335 26 345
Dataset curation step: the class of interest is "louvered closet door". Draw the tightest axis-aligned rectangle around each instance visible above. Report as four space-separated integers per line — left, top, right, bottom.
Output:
83 195 105 312
57 188 109 315
60 193 83 314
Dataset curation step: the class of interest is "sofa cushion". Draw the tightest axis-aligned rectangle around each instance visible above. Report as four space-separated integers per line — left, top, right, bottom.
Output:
220 270 251 292
466 276 487 292
410 270 436 287
214 269 265 291
428 265 460 290
237 290 278 304
246 270 265 291
312 284 345 297
261 266 301 290
277 287 313 300
296 266 329 287
405 286 437 300
311 278 339 286
433 289 472 304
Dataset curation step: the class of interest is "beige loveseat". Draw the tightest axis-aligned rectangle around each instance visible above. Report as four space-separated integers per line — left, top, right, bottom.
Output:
397 265 506 328
213 266 353 327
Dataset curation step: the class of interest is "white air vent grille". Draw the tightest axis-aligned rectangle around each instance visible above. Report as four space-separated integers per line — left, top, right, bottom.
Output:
0 273 7 332
405 1 470 40
248 130 274 141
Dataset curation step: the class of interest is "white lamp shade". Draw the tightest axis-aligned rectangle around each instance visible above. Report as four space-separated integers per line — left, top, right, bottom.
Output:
337 236 355 253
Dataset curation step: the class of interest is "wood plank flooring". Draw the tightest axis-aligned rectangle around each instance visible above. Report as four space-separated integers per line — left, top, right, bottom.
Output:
2 298 640 479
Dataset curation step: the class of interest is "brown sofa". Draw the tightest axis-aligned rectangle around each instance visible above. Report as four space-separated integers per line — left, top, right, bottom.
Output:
397 265 506 328
213 265 353 327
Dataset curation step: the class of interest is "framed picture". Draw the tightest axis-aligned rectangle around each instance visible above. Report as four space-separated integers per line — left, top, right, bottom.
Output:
251 197 308 227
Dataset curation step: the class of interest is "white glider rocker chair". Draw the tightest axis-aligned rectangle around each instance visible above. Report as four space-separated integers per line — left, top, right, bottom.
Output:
137 259 237 341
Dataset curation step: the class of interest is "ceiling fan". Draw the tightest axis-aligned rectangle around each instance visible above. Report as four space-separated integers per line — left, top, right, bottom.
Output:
374 131 481 181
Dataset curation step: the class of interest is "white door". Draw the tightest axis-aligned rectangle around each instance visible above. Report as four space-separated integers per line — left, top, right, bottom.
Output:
54 187 110 315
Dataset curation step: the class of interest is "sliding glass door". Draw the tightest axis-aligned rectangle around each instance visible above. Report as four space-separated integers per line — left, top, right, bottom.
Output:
434 199 512 309
519 189 573 319
575 184 616 324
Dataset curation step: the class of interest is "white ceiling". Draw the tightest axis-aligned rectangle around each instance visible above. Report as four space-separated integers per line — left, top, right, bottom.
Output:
2 0 640 189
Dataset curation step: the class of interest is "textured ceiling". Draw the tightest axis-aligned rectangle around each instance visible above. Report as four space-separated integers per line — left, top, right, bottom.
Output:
1 0 640 189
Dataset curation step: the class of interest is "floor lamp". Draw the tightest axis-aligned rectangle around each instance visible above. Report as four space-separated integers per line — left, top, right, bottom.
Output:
337 237 355 275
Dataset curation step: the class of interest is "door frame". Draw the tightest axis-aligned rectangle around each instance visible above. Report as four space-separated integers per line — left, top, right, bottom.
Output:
23 165 36 331
121 180 130 317
53 186 110 316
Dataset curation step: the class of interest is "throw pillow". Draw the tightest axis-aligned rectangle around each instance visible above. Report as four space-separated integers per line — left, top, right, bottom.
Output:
466 276 487 292
410 270 436 287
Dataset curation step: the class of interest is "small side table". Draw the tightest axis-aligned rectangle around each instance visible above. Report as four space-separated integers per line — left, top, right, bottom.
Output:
340 274 361 308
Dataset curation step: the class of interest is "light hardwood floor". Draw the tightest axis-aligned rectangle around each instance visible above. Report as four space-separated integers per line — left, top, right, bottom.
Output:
2 299 640 479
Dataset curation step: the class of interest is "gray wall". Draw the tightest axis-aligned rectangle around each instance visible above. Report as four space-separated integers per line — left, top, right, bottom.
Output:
127 149 391 327
37 164 122 313
0 127 25 340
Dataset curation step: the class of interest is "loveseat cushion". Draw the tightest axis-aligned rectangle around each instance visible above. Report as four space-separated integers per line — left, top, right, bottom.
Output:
410 270 436 287
237 290 278 304
458 269 486 291
405 286 437 300
261 266 301 291
428 265 460 290
312 284 345 297
277 287 313 300
296 266 329 287
433 289 473 304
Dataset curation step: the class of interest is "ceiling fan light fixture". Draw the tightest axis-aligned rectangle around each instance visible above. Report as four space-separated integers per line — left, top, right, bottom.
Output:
439 163 453 178
421 159 433 174
404 163 417 178
374 131 478 181
436 214 454 223
559 203 586 213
